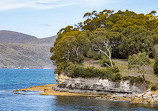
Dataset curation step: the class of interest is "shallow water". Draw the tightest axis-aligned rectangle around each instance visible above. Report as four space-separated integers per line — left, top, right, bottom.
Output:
0 69 158 111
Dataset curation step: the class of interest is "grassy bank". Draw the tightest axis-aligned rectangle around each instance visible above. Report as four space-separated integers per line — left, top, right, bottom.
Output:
83 58 158 84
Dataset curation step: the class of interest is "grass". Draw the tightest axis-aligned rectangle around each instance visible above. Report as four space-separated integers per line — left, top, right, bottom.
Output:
83 58 158 84
82 44 158 84
113 59 158 84
83 58 106 69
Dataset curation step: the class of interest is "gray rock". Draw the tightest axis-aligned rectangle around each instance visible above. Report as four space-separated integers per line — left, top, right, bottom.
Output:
56 74 145 94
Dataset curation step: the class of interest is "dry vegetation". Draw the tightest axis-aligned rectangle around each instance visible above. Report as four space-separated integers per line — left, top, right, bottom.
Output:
0 43 54 68
83 58 158 84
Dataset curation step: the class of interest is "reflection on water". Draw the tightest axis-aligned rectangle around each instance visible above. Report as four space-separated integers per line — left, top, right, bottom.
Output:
55 96 158 111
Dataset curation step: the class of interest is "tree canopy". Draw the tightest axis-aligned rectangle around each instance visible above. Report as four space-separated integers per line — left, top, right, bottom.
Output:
51 9 158 74
119 25 153 58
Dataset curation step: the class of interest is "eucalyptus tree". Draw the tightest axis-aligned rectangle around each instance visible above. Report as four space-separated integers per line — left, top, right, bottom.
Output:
119 25 154 58
90 28 113 67
128 52 150 87
51 31 90 65
92 37 113 67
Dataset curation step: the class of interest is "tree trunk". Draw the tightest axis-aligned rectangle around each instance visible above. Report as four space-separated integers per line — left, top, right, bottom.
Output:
99 49 113 67
109 56 113 67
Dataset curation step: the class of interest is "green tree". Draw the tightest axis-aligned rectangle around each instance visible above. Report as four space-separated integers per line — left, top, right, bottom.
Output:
119 25 154 58
107 32 121 58
150 10 157 16
92 36 113 67
51 31 90 65
89 28 108 40
152 27 158 44
55 26 79 45
112 18 147 32
89 28 121 58
82 10 114 31
128 52 150 86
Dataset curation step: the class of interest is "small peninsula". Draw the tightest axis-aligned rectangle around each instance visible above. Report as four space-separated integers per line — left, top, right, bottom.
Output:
50 9 158 104
16 9 158 105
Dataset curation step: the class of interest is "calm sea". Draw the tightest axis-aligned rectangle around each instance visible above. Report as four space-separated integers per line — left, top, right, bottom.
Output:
0 69 158 111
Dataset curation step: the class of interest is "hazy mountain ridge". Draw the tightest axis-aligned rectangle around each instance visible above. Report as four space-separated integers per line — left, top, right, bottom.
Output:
0 30 57 44
0 30 57 69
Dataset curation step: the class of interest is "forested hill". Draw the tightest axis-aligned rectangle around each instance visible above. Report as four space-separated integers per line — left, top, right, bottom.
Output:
50 9 158 85
0 30 57 69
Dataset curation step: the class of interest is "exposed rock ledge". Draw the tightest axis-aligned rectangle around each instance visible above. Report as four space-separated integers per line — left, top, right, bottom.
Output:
55 74 158 104
55 74 145 94
13 74 158 105
14 84 158 105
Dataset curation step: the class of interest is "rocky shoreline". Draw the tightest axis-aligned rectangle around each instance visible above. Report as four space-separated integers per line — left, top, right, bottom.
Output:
14 84 158 105
53 85 158 105
54 74 158 105
13 84 89 96
96 91 158 105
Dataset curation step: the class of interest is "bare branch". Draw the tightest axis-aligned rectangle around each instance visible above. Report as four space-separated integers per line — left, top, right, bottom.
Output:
94 40 113 67
105 62 110 67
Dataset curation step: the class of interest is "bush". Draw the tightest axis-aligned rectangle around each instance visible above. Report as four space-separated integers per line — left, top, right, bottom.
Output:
123 76 145 85
123 76 151 89
151 84 158 91
100 56 115 67
97 67 121 82
68 65 101 78
67 64 121 82
77 54 85 63
110 66 119 73
111 73 122 82
128 52 150 69
87 48 94 58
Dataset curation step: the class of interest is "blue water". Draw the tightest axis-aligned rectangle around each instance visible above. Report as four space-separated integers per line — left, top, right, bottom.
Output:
0 69 158 111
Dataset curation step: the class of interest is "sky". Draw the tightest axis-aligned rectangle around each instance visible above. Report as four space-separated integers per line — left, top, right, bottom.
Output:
0 0 158 38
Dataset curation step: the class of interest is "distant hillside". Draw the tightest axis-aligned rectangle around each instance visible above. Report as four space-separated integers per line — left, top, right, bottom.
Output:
0 30 57 44
0 30 57 69
33 36 57 44
0 30 38 43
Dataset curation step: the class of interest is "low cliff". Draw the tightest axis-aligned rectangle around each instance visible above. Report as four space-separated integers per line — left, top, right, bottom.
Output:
54 74 145 94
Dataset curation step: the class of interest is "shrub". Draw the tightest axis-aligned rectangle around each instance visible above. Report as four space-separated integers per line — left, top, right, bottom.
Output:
122 76 151 89
151 84 158 91
87 48 94 58
68 66 99 78
100 56 115 67
128 52 150 69
111 73 122 82
110 66 119 73
123 76 145 85
67 64 121 82
77 54 85 63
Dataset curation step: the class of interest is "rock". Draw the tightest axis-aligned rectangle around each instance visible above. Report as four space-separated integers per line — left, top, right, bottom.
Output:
55 74 158 105
56 74 144 94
